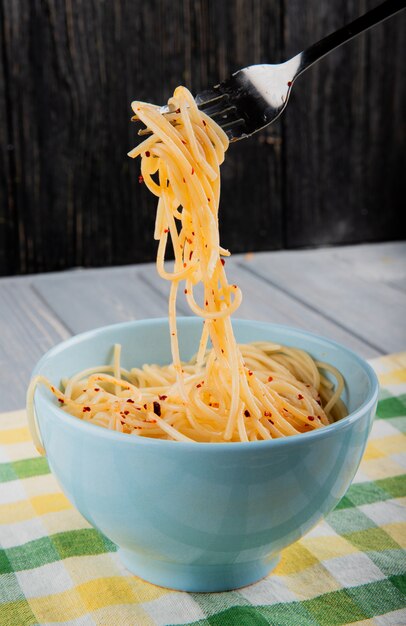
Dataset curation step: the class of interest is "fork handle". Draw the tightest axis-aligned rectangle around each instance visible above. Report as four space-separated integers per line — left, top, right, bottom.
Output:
297 0 405 77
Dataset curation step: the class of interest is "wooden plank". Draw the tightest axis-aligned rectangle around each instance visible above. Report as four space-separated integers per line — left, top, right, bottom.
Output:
330 242 406 293
241 247 406 355
0 5 15 276
0 281 70 411
283 1 406 248
32 264 190 335
0 0 283 276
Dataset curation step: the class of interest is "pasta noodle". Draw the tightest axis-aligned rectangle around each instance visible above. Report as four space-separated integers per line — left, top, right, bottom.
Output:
27 86 347 447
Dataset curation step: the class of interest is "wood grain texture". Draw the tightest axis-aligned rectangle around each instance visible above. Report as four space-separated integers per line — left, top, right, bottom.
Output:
282 0 406 248
0 4 15 276
331 241 406 292
0 0 283 276
32 264 190 335
241 243 406 355
0 280 70 410
31 247 385 358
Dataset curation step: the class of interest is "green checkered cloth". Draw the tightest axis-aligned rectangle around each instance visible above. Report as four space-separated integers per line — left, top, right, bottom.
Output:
0 353 405 625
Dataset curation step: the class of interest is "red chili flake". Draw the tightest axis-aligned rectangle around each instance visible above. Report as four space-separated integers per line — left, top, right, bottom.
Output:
181 140 187 145
138 175 144 184
268 376 273 382
220 259 225 266
187 238 193 244
264 411 272 417
248 371 253 376
94 388 100 392
176 108 180 114
221 349 224 354
191 167 194 175
58 398 64 404
298 394 303 400
183 178 186 183
127 399 134 403
203 120 207 126
83 406 91 412
244 410 251 417
145 151 150 157
232 284 237 289
124 410 129 415
171 332 175 336
143 404 147 410
308 415 315 421
184 289 188 294
189 251 193 260
196 383 202 388
164 228 169 233
121 420 125 425
183 263 187 268
208 198 211 203
205 300 208 306
192 232 195 236
153 401 161 416
159 395 167 401
287 81 292 87
270 420 275 425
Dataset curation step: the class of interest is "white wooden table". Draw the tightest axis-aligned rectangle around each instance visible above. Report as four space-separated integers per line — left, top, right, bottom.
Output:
1 241 405 413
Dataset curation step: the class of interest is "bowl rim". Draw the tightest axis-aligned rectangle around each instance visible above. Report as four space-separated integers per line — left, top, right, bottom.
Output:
32 317 379 452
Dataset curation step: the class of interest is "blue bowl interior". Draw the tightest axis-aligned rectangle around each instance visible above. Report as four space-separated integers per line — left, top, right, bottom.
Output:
35 318 376 418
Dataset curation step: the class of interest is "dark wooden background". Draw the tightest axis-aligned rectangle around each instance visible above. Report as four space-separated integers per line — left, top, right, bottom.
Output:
0 0 405 276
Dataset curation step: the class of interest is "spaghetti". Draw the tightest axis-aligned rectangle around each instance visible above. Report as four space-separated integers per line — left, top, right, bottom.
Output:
27 86 347 447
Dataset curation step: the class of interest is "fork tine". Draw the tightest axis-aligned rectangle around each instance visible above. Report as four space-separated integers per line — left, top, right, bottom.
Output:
205 105 237 119
221 118 246 131
195 89 229 108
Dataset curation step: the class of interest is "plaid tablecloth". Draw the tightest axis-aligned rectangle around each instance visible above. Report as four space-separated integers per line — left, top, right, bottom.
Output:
1 353 405 626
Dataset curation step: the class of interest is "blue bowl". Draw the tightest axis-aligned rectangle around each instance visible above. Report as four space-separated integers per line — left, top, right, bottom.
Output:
32 318 378 592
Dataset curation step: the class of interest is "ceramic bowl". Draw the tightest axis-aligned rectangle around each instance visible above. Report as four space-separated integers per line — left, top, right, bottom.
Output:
31 318 378 592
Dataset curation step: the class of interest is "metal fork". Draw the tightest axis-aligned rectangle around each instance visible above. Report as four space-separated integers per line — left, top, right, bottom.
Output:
136 0 404 142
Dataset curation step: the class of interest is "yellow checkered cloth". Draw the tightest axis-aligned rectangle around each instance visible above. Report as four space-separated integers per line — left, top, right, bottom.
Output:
1 354 405 626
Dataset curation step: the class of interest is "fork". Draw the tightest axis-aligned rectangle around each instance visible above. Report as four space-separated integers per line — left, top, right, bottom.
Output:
137 0 404 142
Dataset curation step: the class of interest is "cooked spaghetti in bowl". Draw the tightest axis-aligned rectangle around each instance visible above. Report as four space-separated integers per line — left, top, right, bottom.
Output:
28 317 378 591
